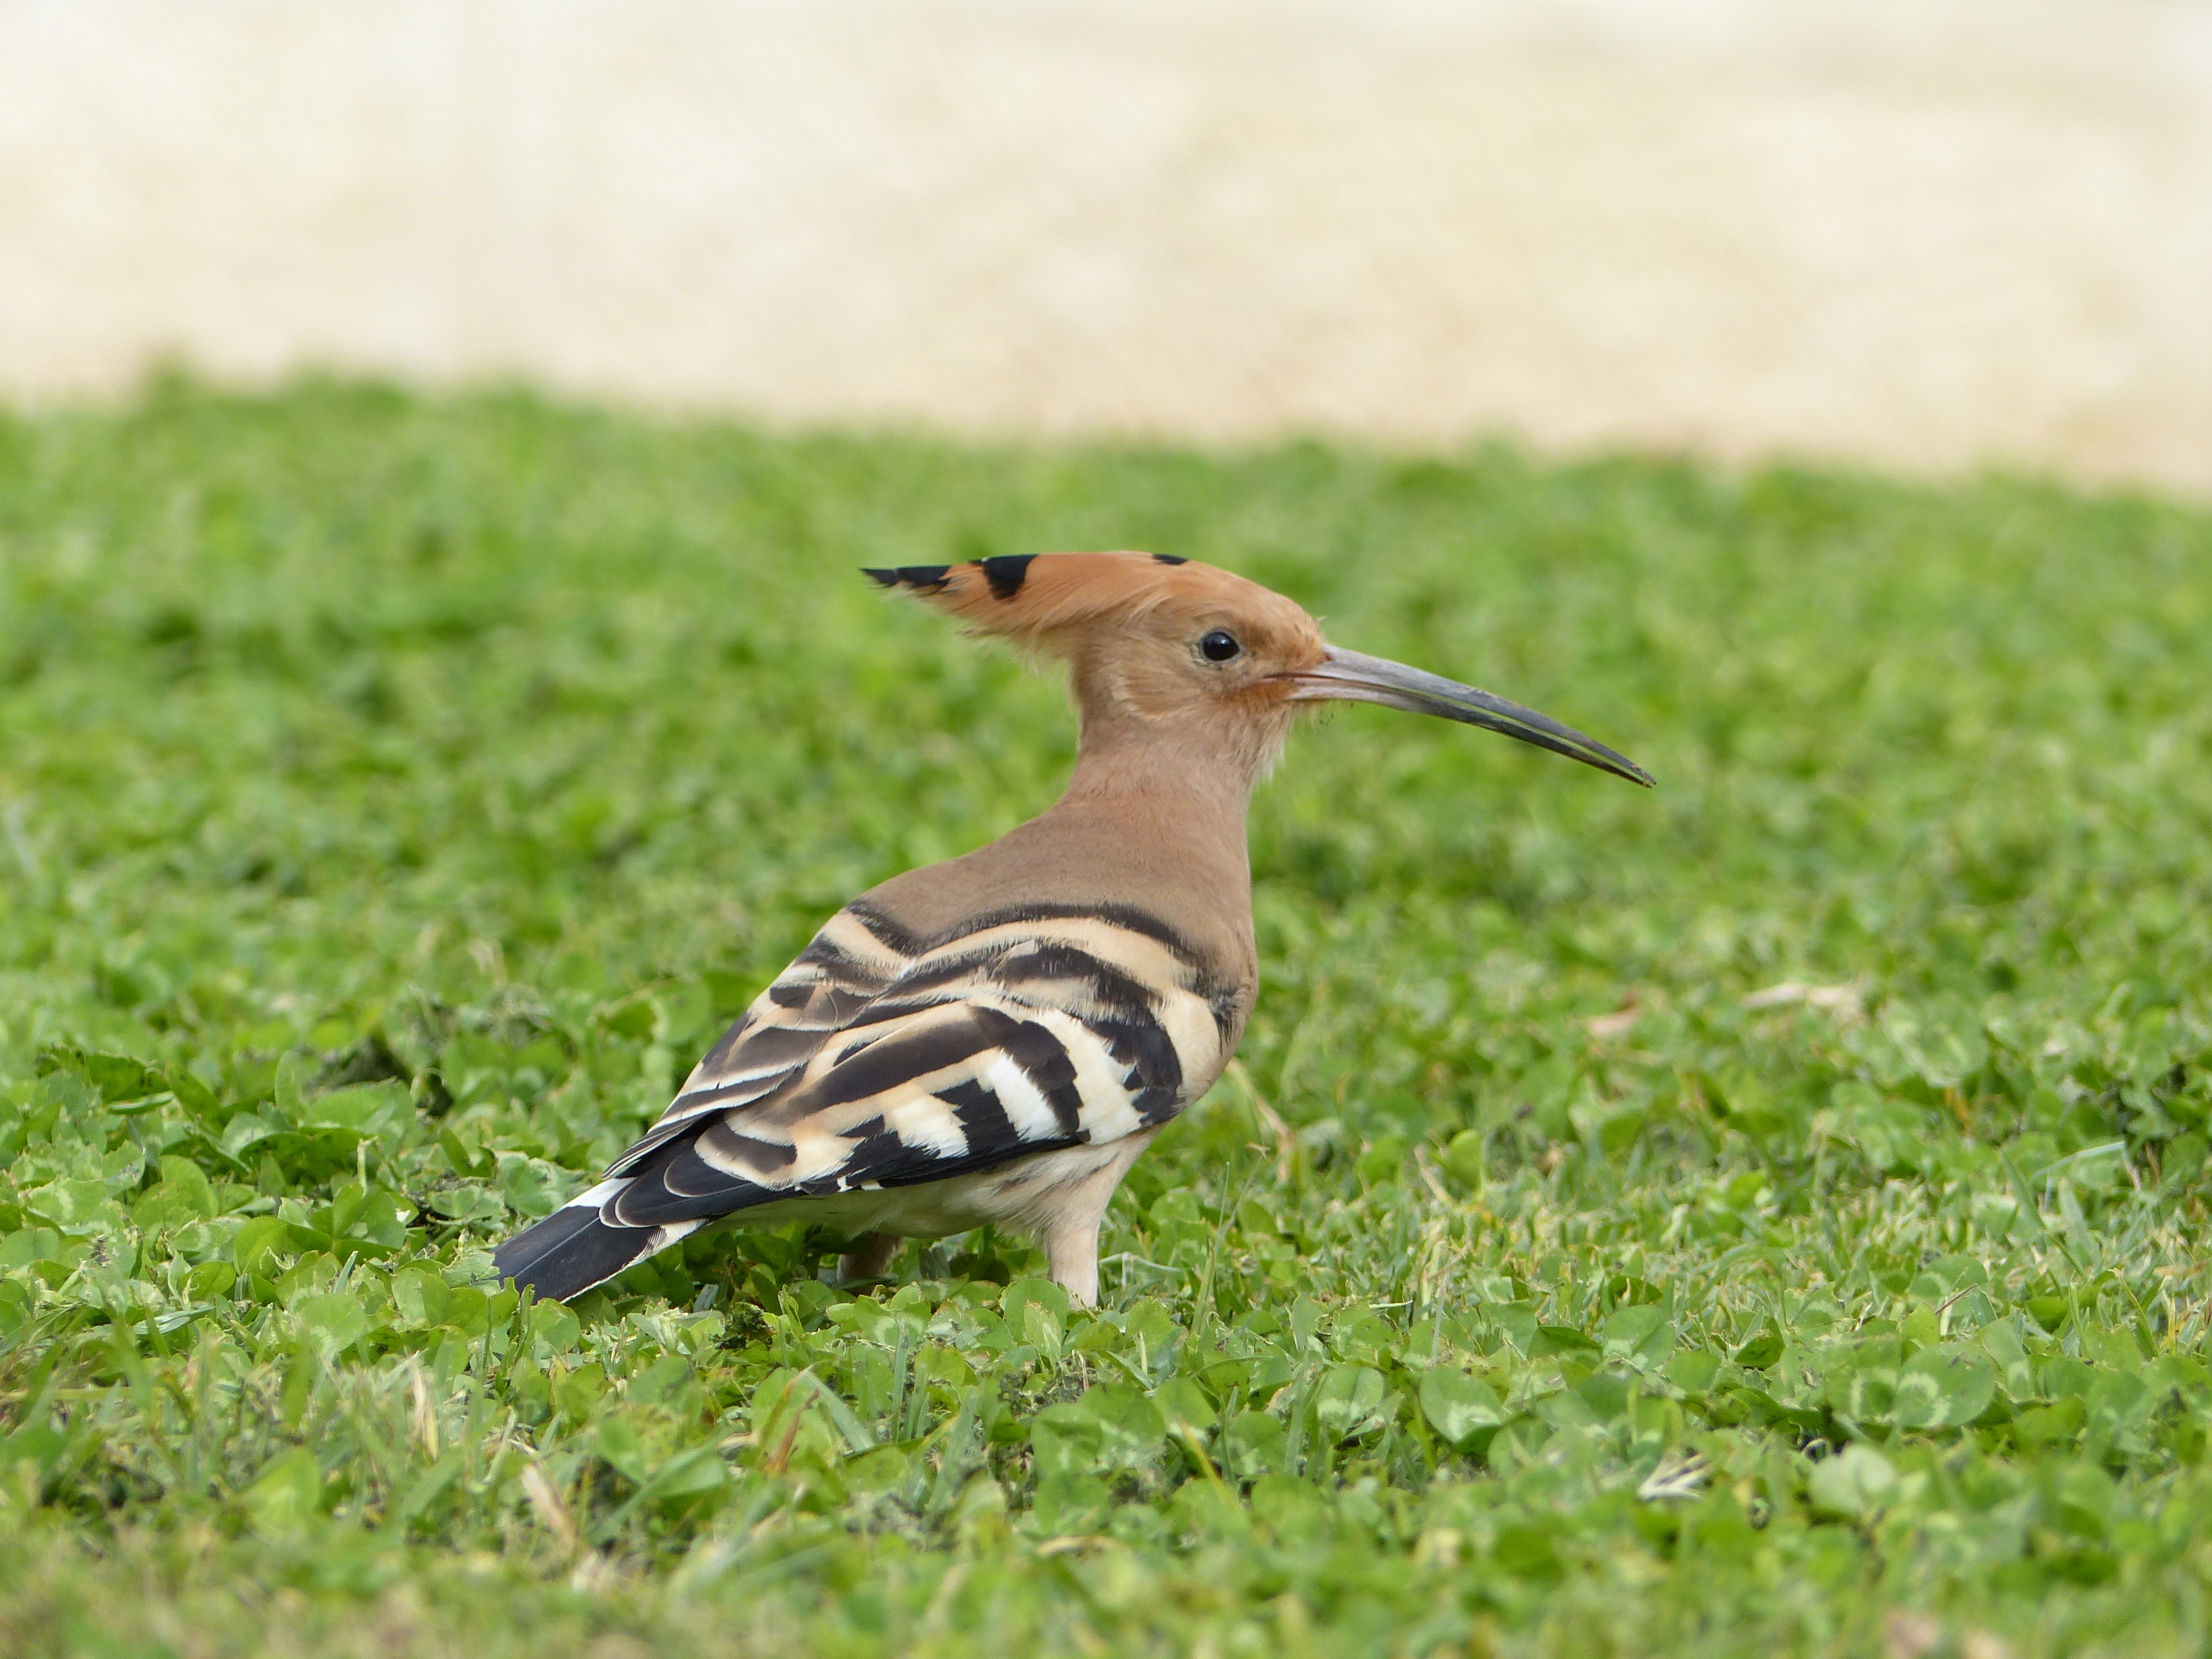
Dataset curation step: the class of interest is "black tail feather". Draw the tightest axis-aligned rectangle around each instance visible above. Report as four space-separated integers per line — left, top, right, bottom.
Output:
493 1203 657 1302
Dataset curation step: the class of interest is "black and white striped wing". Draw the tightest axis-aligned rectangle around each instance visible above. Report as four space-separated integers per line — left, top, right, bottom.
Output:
493 900 1239 1298
598 905 914 1171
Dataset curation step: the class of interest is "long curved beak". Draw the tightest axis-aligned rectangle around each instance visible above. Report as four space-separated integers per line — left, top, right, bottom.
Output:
1281 646 1655 787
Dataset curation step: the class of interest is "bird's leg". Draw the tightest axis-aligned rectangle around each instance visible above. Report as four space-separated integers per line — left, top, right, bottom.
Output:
1034 1127 1161 1309
1044 1217 1103 1309
837 1232 902 1283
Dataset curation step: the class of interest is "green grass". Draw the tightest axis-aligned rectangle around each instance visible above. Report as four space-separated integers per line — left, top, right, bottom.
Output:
3 380 2211 1657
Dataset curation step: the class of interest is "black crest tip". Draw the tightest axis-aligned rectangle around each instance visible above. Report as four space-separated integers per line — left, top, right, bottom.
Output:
978 554 1035 600
863 565 953 592
1151 554 1188 566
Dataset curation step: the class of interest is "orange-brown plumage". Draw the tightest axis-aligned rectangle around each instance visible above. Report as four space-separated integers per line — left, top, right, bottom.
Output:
867 550 1313 651
869 551 1327 786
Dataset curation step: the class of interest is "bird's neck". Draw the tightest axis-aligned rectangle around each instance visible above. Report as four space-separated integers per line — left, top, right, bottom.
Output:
1055 734 1255 847
1024 737 1257 975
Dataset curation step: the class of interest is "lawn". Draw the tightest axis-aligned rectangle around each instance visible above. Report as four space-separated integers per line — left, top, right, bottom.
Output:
2 380 2210 1657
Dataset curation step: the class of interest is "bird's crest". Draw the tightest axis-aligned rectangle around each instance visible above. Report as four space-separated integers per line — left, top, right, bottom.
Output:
863 552 1293 650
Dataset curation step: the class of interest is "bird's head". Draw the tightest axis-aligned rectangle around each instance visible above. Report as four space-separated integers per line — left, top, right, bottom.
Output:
866 552 1653 790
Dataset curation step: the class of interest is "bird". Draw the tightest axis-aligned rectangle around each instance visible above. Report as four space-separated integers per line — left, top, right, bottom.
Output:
493 552 1651 1307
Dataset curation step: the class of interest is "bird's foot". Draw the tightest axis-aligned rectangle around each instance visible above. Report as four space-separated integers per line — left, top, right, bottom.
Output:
837 1232 902 1283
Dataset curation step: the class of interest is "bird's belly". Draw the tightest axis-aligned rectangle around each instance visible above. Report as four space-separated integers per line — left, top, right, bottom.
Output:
869 1131 1161 1237
716 1132 1160 1242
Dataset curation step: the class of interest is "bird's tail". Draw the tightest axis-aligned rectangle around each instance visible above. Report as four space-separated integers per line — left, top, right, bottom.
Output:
492 1178 692 1302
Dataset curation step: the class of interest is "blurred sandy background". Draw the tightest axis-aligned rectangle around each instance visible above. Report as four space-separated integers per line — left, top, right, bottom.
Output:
2 0 2209 488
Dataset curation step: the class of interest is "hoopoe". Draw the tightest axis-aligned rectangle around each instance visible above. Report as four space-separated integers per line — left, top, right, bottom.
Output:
494 554 1651 1306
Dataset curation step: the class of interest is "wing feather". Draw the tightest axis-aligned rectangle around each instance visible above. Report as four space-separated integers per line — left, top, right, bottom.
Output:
510 897 1240 1273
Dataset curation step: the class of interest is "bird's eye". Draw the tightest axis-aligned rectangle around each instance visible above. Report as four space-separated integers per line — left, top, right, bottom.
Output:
1199 629 1242 663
